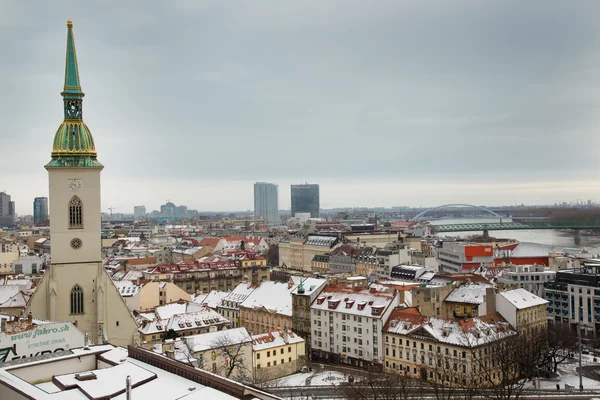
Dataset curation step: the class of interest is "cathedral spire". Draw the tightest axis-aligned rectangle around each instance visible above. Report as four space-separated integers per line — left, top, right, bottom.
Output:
47 20 102 168
62 20 84 101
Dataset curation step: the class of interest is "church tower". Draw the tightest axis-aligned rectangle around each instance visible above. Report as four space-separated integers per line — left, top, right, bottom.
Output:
29 21 138 347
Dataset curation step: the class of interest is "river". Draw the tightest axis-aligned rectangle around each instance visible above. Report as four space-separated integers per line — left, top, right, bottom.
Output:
429 218 600 254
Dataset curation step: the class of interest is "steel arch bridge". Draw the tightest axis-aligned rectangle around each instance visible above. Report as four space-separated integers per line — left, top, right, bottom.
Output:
410 203 502 221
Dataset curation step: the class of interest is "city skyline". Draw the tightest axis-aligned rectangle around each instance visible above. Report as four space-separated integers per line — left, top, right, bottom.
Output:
2 2 600 214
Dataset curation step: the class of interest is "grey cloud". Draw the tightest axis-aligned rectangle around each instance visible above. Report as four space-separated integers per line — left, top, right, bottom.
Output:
1 1 600 213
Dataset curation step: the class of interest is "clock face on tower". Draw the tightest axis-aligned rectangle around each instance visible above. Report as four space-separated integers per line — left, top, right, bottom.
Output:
68 179 82 191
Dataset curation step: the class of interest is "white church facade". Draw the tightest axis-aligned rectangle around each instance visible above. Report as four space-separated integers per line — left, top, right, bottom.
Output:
28 21 139 347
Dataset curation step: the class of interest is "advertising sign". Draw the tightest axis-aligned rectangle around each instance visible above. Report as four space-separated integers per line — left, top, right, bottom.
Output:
0 322 86 363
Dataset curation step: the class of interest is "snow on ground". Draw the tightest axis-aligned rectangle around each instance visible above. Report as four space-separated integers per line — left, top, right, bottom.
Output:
525 358 600 391
268 370 347 387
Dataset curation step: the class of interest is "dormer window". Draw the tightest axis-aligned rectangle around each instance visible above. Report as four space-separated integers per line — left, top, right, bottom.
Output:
328 300 340 310
316 297 325 305
371 306 383 316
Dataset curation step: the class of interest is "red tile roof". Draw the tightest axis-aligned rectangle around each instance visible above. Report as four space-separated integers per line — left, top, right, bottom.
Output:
199 238 223 248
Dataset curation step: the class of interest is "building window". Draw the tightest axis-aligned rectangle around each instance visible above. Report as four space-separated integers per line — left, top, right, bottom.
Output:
70 284 84 314
69 196 83 229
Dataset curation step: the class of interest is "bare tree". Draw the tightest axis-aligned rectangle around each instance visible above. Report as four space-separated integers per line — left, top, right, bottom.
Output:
266 244 279 267
210 334 252 381
468 328 547 400
546 324 578 374
424 351 477 400
343 365 418 400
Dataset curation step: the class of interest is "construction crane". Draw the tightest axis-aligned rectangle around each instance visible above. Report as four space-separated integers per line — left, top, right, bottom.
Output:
108 206 122 219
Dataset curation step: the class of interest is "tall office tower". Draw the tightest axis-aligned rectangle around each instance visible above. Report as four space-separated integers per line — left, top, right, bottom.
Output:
291 183 320 218
134 205 146 220
0 192 15 226
33 197 49 224
254 182 279 223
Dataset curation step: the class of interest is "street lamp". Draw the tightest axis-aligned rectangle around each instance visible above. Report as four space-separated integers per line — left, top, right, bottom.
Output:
578 322 583 392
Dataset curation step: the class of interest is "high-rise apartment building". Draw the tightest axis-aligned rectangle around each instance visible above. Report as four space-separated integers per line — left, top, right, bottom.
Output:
291 183 320 218
134 205 146 220
33 197 49 224
0 192 15 227
254 182 279 223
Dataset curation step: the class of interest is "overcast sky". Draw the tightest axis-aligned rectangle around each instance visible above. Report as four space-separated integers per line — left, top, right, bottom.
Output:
2 1 600 215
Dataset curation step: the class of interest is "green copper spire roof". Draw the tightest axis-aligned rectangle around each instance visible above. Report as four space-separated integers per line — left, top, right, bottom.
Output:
46 20 102 169
61 20 83 99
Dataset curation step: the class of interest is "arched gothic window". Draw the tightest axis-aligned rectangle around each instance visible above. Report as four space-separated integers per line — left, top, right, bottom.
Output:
70 284 84 315
69 196 83 229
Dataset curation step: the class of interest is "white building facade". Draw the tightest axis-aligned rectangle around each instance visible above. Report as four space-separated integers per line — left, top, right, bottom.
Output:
497 264 556 297
310 285 399 368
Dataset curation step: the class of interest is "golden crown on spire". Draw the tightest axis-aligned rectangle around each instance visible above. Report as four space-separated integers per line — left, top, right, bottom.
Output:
67 20 73 28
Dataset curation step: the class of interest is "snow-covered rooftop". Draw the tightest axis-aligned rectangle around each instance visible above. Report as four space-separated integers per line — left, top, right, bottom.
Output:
155 303 187 320
251 330 304 351
290 277 327 296
239 281 296 317
218 284 256 309
0 345 244 399
185 327 252 353
0 286 20 304
113 281 141 298
385 309 515 347
509 242 563 258
139 307 230 335
305 236 337 246
444 284 492 305
310 284 397 318
195 290 229 309
497 288 548 310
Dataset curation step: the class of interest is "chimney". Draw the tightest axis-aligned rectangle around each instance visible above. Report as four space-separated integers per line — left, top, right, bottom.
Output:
126 375 132 400
282 328 290 344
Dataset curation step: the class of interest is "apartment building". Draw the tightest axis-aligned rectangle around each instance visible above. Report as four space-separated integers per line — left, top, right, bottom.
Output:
216 282 257 328
544 265 600 336
310 284 400 368
383 308 516 386
291 277 327 354
497 264 556 297
252 329 306 382
184 328 253 380
411 284 456 318
143 252 269 295
355 247 378 277
311 254 330 275
443 283 496 318
239 280 296 334
138 306 230 348
279 235 339 273
496 288 548 334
